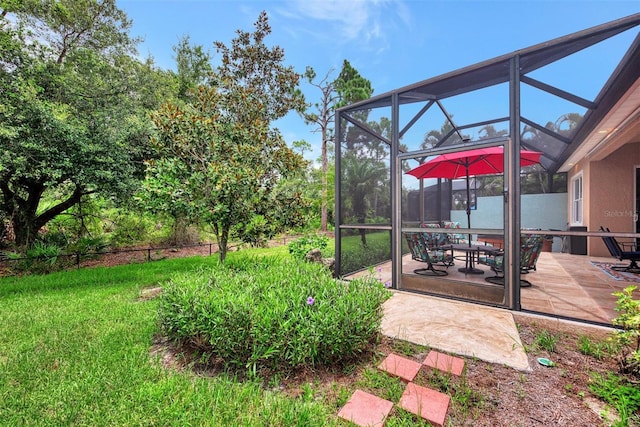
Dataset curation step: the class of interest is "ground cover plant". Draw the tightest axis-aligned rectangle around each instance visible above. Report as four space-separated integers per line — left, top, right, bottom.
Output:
158 256 389 374
339 230 391 274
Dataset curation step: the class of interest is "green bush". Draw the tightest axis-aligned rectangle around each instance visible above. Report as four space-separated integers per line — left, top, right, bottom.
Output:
5 241 66 274
157 256 390 374
288 235 329 261
105 211 157 248
236 214 271 248
611 286 640 377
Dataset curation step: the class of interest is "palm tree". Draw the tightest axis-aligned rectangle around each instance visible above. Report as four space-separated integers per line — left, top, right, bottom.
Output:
342 153 387 245
421 118 468 149
478 124 508 140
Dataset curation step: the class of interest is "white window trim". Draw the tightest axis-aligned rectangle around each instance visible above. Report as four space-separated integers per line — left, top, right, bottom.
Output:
570 172 583 226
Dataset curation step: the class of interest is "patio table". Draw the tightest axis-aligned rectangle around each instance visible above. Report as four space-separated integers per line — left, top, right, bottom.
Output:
452 244 500 275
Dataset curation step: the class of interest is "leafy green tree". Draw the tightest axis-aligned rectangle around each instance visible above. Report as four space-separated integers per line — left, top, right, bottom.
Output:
0 0 157 247
302 60 373 232
150 11 306 261
173 35 212 102
342 153 386 245
136 36 212 245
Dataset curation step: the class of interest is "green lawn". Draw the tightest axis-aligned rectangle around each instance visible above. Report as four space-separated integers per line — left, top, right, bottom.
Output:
0 252 341 426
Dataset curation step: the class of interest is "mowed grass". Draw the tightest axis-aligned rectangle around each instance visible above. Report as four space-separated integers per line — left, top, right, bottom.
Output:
0 250 340 426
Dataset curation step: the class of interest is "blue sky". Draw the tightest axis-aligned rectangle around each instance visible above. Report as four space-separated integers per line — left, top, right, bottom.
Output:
117 0 639 163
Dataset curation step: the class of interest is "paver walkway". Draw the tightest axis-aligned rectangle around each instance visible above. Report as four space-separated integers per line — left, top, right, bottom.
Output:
338 350 464 426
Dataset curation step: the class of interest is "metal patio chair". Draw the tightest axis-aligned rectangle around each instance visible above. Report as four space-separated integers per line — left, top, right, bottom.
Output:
600 226 640 273
404 231 454 276
477 234 544 287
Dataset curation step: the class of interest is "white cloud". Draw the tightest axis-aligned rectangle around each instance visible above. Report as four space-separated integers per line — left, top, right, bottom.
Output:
279 0 410 51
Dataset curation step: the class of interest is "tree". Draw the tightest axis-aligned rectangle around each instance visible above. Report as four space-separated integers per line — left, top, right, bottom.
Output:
137 36 213 245
0 0 155 247
342 153 386 245
478 124 508 140
150 11 306 262
173 35 212 102
422 118 467 149
301 60 373 232
301 67 338 233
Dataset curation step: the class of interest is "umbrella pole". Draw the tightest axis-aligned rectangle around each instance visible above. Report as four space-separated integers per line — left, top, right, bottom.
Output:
466 170 472 246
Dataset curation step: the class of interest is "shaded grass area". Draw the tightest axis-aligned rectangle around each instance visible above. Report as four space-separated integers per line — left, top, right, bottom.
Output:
0 253 340 426
340 231 392 274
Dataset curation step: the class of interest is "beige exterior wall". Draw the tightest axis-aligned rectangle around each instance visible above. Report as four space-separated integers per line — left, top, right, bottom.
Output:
582 141 640 257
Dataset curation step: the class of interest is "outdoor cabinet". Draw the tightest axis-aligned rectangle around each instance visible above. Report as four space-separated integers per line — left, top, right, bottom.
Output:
569 226 587 255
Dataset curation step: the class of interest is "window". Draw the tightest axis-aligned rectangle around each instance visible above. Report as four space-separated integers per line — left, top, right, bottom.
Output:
571 173 583 225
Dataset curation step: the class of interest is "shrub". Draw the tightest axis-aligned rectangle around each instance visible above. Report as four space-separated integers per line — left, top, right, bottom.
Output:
157 256 390 374
66 235 109 256
106 211 157 247
236 214 271 248
288 235 329 261
5 241 65 274
611 286 640 377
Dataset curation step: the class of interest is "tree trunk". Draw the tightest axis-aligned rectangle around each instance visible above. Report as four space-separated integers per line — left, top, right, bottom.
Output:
8 184 84 248
320 136 328 233
216 225 229 263
12 210 39 248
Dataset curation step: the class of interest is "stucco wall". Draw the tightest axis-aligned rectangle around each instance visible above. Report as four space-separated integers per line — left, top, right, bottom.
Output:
588 141 640 257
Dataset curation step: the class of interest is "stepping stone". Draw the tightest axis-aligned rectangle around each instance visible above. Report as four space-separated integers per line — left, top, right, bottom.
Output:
337 389 394 427
398 382 450 426
378 353 422 382
422 350 465 376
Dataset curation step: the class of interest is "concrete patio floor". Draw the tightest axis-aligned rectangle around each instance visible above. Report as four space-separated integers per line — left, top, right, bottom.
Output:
381 291 530 371
352 251 637 325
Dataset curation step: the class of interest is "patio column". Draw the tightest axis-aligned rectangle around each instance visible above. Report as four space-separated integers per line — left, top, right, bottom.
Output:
507 55 522 310
392 92 402 290
334 111 343 276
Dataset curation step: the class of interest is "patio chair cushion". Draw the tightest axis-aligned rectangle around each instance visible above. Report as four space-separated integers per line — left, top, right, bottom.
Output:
404 232 453 275
443 221 465 243
521 235 543 272
477 234 543 285
420 223 449 248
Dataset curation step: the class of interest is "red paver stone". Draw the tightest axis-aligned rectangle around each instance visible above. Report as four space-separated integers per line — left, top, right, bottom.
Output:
399 382 450 426
378 353 422 382
422 350 465 376
337 389 394 427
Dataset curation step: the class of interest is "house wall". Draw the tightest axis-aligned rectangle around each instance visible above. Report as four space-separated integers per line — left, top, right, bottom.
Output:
588 141 640 256
450 193 568 252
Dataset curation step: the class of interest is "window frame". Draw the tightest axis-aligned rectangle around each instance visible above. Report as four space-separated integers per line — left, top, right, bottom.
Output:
570 172 583 226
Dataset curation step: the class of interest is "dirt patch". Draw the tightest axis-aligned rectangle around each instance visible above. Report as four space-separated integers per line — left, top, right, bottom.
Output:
465 315 621 426
150 315 636 426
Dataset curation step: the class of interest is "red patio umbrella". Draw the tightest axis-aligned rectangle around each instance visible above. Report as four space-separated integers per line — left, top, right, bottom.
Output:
406 146 542 244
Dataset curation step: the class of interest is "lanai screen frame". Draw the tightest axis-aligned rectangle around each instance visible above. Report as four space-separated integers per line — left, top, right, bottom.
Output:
335 13 640 311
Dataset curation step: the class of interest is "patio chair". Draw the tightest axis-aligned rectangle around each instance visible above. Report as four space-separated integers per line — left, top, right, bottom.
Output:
419 223 447 248
599 227 640 273
477 234 544 287
404 232 454 276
